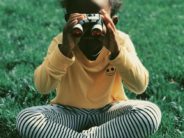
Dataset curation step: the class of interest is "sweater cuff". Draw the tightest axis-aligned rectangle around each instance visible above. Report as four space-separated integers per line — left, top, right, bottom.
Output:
48 46 75 70
109 48 127 67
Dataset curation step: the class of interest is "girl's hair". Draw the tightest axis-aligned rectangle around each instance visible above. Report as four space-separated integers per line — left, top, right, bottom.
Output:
109 0 122 16
60 0 122 16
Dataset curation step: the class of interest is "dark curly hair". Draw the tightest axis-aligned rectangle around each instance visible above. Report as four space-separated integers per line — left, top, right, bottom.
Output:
109 0 122 16
60 0 122 16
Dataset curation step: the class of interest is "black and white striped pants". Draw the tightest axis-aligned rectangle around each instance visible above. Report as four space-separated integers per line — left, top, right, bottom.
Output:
16 100 161 138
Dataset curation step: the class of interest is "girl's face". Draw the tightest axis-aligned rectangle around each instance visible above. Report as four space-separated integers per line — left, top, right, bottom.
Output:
66 0 111 60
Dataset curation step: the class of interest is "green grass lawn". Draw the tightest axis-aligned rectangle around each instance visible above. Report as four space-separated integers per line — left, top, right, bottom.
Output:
0 0 184 137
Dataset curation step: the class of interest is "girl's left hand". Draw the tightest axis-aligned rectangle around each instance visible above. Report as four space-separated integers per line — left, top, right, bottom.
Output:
100 9 121 58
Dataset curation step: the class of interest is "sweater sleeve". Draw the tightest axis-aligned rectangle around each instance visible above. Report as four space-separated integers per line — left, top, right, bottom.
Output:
34 33 75 94
109 32 149 94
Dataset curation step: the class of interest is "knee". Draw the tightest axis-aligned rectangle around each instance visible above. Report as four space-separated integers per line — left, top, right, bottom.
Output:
145 102 161 130
135 102 162 136
16 107 45 137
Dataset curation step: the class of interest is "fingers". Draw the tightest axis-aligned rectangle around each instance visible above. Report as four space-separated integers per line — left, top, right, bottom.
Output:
100 10 118 52
100 9 116 44
66 13 86 29
100 9 116 31
67 19 78 28
100 9 116 46
69 13 86 20
62 13 86 51
69 13 86 24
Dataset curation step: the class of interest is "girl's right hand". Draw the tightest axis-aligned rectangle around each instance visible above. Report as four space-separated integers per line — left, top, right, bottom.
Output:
60 13 86 58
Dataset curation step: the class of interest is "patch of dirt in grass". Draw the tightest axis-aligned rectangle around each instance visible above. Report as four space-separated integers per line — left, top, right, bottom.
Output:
0 119 20 138
0 87 10 97
5 60 36 71
136 92 150 100
165 73 184 90
3 7 15 16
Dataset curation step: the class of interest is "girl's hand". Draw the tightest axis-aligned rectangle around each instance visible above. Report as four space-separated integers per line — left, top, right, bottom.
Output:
100 10 121 58
60 13 85 58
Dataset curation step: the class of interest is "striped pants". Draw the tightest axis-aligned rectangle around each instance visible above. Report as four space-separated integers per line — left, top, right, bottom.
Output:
16 100 161 138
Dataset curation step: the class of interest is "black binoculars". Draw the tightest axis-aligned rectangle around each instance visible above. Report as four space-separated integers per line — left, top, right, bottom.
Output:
72 14 103 37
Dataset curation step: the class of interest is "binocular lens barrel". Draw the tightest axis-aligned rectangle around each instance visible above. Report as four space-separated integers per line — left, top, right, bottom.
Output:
72 24 83 37
91 24 103 36
72 24 102 37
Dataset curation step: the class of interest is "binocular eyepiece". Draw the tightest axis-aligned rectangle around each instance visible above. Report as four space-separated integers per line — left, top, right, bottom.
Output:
72 14 103 37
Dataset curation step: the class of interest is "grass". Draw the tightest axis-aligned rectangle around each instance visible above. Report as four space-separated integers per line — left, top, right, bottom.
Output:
0 0 184 137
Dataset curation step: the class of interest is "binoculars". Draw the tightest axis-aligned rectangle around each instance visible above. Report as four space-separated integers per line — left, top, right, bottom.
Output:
72 14 103 37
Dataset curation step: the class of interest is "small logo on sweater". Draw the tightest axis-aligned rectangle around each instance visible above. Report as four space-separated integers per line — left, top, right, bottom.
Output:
105 65 116 76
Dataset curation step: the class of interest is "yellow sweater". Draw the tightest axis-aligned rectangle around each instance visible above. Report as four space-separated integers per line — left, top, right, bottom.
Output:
34 31 149 109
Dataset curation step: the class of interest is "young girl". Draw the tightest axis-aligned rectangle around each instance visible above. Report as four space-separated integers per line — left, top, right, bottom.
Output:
16 0 161 137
